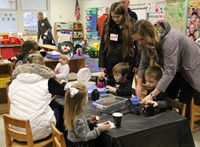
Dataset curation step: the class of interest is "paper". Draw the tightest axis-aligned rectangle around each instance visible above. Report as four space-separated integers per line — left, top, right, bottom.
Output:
97 120 116 129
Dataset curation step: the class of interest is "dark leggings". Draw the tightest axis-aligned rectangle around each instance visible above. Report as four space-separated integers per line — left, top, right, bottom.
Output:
50 100 64 132
166 72 200 120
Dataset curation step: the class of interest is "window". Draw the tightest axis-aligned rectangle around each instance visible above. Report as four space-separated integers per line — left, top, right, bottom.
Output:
23 12 47 35
0 0 16 9
0 0 49 34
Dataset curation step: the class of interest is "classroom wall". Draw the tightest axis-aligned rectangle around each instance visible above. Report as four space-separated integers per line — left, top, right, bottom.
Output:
49 0 77 31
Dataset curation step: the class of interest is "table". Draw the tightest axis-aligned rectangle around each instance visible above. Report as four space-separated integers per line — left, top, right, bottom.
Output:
39 44 58 51
100 112 194 147
56 99 195 147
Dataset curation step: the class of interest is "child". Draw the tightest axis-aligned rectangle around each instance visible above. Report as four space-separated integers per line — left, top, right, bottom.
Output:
106 62 132 97
55 54 70 81
64 82 111 147
9 40 39 68
143 66 168 110
56 41 74 81
97 72 106 88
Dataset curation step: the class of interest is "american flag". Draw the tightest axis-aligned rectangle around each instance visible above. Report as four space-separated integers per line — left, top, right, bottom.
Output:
75 0 80 21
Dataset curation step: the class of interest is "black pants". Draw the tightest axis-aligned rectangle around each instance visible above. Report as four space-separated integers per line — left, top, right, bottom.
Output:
50 100 64 132
166 72 200 120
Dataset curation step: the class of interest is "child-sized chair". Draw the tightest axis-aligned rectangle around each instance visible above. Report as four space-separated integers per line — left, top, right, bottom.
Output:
51 122 66 147
3 114 53 147
190 97 200 133
167 98 186 117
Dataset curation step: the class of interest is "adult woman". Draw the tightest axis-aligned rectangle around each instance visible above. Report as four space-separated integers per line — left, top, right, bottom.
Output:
37 12 53 44
131 19 200 114
99 2 140 81
8 40 40 68
9 53 65 141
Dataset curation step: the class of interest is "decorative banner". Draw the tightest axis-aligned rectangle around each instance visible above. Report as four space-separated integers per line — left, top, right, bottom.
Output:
186 0 200 41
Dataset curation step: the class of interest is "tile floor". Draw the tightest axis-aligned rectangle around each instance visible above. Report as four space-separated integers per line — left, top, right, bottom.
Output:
0 114 199 146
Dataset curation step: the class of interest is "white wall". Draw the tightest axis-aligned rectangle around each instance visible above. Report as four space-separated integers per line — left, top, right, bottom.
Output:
49 0 77 31
48 0 167 39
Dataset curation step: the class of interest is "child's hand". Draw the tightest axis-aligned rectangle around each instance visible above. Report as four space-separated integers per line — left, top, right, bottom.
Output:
55 70 59 74
99 121 111 131
89 115 100 123
99 72 105 79
145 100 158 107
60 80 67 84
106 85 116 93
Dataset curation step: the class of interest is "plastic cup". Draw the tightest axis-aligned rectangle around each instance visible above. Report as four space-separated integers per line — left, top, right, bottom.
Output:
112 112 123 128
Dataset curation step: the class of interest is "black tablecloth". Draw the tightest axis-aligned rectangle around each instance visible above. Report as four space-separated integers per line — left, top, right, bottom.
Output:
99 112 194 147
56 99 195 147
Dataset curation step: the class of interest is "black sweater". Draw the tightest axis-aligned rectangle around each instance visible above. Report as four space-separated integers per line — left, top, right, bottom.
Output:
108 79 132 97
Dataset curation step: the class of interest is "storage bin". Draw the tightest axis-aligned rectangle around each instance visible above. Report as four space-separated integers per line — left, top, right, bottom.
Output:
88 86 107 100
86 9 91 15
89 50 99 58
92 94 128 114
0 74 10 88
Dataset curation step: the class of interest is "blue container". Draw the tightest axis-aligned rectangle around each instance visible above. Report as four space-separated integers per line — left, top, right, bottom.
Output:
130 96 140 105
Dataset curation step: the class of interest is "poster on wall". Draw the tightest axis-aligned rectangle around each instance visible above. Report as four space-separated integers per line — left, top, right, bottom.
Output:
165 1 186 32
186 0 200 41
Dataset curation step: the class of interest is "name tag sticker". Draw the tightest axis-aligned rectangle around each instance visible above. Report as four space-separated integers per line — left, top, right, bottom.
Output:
110 33 118 41
41 23 45 26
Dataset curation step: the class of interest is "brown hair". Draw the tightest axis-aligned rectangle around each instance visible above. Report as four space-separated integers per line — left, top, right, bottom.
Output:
131 19 160 58
112 62 129 77
19 40 39 57
64 83 87 131
104 2 133 58
145 66 162 81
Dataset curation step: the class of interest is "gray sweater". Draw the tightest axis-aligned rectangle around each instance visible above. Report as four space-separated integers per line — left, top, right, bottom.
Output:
138 28 200 93
67 115 102 142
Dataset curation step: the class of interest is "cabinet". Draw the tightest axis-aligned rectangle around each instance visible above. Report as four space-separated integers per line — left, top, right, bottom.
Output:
0 45 21 59
0 61 13 114
54 22 84 43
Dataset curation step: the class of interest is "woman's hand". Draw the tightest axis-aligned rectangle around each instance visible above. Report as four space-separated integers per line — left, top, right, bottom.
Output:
140 94 153 105
106 85 116 93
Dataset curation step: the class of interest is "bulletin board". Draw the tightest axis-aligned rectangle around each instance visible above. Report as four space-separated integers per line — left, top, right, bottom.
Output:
131 8 147 20
0 11 17 33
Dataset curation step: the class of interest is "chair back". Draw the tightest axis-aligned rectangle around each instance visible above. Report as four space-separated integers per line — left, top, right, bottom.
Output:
190 97 200 132
167 98 186 117
3 114 34 147
51 122 66 147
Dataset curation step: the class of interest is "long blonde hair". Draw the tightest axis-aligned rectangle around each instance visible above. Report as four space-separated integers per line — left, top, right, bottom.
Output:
104 2 133 58
64 83 87 131
131 19 160 58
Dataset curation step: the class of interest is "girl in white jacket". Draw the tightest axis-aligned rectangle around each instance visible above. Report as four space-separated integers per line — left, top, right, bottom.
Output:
9 53 65 141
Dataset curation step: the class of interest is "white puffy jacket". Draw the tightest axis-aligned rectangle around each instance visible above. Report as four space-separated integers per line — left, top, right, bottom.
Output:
9 71 56 141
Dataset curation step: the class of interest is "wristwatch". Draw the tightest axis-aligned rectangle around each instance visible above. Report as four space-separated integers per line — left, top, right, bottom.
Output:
150 93 157 101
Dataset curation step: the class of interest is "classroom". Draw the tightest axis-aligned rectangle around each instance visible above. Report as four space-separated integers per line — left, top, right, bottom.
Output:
0 0 200 146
